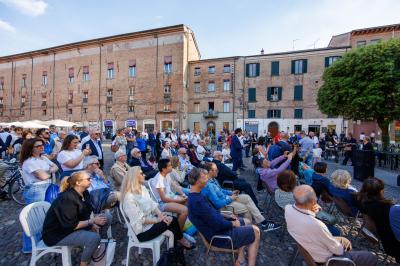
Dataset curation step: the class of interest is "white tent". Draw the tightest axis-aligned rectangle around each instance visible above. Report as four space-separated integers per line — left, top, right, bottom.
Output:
0 121 48 128
40 119 82 127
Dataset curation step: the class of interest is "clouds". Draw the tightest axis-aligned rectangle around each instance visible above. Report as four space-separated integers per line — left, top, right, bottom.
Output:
0 19 16 32
0 0 47 16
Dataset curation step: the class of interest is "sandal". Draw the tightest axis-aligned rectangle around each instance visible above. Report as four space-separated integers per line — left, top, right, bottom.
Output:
178 238 196 250
235 259 246 266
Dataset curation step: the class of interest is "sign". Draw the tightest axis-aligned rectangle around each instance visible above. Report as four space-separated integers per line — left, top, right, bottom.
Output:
245 121 259 125
103 120 113 127
125 119 136 128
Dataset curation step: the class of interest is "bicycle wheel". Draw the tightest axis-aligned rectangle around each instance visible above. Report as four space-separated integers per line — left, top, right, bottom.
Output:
8 175 26 205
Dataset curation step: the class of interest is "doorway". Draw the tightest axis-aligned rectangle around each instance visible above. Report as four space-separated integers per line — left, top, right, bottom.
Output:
308 125 321 136
207 121 216 136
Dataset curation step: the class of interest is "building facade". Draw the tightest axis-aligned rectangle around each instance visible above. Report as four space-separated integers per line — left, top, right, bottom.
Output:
0 23 399 141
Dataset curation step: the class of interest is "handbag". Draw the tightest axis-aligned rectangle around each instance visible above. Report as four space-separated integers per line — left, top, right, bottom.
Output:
44 183 60 203
91 239 116 266
157 246 186 266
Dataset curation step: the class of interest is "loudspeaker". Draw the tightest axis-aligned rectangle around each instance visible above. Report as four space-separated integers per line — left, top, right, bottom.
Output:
353 150 375 181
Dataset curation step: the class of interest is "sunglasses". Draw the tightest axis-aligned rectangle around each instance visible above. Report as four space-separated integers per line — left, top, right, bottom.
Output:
80 177 92 181
44 132 50 134
34 144 44 148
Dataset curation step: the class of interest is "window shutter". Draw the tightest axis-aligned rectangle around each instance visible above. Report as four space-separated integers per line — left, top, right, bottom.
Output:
248 88 256 102
256 63 260 76
271 61 279 76
294 85 303 100
291 61 295 74
303 59 308 73
267 110 271 118
267 87 272 101
278 87 282 101
246 64 250 77
277 110 281 118
325 57 330 68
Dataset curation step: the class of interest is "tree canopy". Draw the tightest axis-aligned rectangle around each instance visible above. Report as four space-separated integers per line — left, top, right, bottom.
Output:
317 39 400 147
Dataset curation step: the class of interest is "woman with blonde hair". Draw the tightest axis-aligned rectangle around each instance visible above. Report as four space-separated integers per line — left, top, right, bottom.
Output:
120 166 194 249
42 171 109 266
328 169 358 215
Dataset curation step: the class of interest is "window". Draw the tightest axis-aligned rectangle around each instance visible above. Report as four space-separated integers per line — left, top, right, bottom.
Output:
83 91 88 103
83 66 89 81
208 66 215 74
129 87 135 95
194 67 201 76
107 62 114 79
83 108 88 114
21 96 25 104
357 40 366 47
267 87 282 101
294 108 303 119
128 60 136 78
291 59 307 74
223 122 230 131
271 61 279 76
164 104 170 111
68 108 72 114
68 92 73 104
20 109 24 116
194 102 200 113
248 110 255 118
106 106 112 113
107 89 113 102
294 85 303 101
208 81 215 92
223 80 231 92
294 125 302 132
164 56 172 74
42 71 48 86
325 56 341 67
223 101 230 112
370 39 381 45
248 88 256 102
41 94 47 106
42 109 47 116
0 77 4 90
0 97 3 104
164 85 171 94
68 68 74 83
21 74 27 88
194 82 201 93
267 109 281 118
223 64 231 73
128 105 134 112
246 63 260 77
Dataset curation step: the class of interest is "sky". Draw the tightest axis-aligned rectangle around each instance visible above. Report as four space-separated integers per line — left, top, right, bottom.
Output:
0 0 400 59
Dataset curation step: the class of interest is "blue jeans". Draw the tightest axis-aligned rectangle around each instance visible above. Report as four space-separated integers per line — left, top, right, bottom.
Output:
22 182 51 253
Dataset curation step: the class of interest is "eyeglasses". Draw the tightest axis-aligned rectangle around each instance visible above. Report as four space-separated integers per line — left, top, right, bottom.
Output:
34 144 44 148
80 177 92 181
90 162 100 166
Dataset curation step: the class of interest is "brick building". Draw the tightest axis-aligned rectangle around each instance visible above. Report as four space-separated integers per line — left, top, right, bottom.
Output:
0 23 399 141
0 24 200 137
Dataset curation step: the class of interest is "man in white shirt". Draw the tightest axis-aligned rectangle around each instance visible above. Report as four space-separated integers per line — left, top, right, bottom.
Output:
196 140 206 161
171 129 178 142
180 130 189 143
141 129 149 141
190 131 200 147
285 185 377 265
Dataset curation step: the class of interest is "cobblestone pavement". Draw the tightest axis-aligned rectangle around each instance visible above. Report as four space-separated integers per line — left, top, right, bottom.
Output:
0 145 399 266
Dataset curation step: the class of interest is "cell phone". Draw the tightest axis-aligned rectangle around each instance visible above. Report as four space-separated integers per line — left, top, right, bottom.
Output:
86 144 90 149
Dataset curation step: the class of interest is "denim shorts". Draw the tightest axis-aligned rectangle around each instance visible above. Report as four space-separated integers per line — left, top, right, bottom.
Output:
23 182 51 204
211 218 255 249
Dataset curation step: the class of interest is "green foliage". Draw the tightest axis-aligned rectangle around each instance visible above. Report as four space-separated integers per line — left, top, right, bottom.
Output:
317 39 400 146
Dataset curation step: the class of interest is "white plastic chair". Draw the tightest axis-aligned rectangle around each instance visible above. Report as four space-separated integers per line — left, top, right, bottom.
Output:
19 201 72 266
119 203 173 266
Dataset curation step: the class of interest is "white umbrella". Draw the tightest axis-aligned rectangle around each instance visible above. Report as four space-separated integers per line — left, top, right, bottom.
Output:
21 121 49 129
41 119 81 127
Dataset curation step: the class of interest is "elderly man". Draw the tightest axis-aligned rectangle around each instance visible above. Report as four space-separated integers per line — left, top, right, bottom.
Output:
285 185 377 266
110 150 129 190
84 156 118 211
213 151 259 208
82 128 104 169
178 147 194 173
129 148 158 179
203 162 280 232
187 167 261 266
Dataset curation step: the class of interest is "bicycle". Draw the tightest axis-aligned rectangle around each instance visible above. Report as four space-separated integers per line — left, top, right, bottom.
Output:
0 160 26 205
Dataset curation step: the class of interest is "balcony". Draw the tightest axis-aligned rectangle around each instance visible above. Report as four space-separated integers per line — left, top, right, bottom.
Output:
203 110 218 118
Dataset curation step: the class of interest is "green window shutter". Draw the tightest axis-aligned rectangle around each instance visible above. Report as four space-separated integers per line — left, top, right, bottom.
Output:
277 110 281 118
267 110 271 118
256 63 260 76
248 110 255 118
325 57 330 68
271 61 279 76
278 87 282 101
294 109 303 119
267 87 272 101
294 85 303 101
248 88 256 102
291 60 295 74
246 64 250 77
303 59 308 73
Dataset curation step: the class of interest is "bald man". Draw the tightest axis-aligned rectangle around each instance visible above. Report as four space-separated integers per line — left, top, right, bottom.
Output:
285 185 377 265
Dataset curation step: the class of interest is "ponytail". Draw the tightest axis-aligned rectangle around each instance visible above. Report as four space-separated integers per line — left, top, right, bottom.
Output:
59 171 89 192
60 176 71 192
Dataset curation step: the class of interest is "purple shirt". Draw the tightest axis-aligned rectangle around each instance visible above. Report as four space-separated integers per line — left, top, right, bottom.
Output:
258 155 291 191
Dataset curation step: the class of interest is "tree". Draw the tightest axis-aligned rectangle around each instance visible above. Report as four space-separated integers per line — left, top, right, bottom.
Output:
317 39 400 148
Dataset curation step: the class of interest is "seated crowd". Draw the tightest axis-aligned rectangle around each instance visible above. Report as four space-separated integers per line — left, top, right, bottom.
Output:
3 124 398 266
